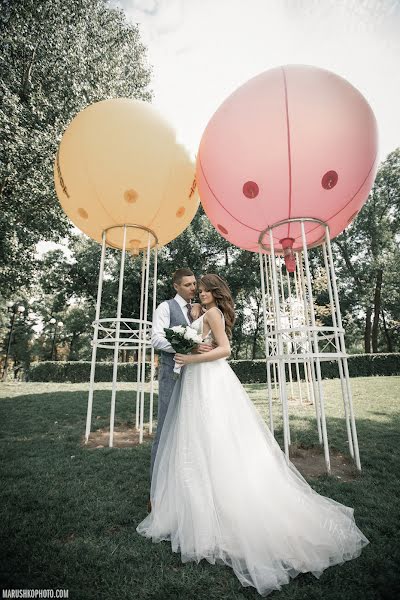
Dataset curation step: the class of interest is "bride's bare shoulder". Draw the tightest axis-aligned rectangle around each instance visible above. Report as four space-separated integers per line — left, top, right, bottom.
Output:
204 306 224 321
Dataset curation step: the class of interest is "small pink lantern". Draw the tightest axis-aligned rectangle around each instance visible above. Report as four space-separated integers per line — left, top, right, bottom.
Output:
196 65 378 260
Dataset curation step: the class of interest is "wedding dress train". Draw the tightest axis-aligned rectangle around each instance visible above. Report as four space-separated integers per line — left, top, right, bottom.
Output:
136 310 369 596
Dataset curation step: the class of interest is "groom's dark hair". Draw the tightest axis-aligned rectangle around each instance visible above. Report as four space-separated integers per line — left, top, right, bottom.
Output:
173 268 194 284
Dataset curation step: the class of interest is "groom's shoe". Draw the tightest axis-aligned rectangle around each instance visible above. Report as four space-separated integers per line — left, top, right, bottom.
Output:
147 495 152 513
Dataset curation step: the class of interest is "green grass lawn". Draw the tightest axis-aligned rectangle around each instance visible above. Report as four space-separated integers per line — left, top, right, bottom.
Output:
0 377 399 600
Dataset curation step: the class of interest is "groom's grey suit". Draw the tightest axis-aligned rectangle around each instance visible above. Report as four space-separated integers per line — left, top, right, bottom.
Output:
150 295 192 482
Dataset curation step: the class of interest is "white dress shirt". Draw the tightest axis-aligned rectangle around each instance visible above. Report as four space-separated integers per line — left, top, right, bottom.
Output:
151 294 192 353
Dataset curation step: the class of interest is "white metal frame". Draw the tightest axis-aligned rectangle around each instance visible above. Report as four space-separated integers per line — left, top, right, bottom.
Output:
84 224 158 447
258 217 362 474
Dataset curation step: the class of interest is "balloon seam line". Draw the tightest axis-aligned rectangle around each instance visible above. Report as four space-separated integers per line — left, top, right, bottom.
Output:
282 66 293 240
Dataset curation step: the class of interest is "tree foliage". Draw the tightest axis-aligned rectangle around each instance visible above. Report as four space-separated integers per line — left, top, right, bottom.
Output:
333 148 400 353
1 1 399 367
0 0 152 294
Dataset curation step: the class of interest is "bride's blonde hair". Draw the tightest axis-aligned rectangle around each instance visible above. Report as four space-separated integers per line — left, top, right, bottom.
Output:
198 274 235 338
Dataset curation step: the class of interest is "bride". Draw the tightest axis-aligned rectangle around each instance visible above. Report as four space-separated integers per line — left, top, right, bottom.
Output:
136 273 370 596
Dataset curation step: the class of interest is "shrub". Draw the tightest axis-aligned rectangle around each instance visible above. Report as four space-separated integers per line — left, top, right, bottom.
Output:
26 353 400 384
27 361 151 383
229 353 400 384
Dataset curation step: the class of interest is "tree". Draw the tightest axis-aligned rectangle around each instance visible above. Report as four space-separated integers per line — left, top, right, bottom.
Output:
0 297 36 378
0 0 152 295
333 148 400 352
62 305 94 361
25 203 268 361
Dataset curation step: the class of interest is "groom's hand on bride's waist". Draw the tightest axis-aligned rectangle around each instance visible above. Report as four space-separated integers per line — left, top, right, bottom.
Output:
193 342 217 354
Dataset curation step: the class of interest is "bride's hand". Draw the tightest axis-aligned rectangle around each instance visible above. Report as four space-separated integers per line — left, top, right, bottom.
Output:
174 353 193 365
190 303 204 320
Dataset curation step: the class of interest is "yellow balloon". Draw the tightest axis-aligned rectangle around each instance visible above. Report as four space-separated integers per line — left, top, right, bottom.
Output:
54 98 199 252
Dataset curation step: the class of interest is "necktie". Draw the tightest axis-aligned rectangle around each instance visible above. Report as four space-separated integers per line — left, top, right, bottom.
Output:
186 303 193 324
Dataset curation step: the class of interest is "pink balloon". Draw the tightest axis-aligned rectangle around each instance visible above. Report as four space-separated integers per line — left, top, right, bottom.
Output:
196 65 378 253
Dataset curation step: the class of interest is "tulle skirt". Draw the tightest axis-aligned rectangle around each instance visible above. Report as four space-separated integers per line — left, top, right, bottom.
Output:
136 358 369 596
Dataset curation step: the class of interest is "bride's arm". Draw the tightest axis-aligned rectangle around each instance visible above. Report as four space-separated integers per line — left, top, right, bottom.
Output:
175 307 231 365
190 303 204 320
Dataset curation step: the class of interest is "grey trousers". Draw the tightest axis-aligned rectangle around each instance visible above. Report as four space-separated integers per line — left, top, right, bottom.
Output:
149 360 179 483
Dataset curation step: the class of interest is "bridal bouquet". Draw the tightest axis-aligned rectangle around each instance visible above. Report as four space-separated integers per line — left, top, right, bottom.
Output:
164 325 203 378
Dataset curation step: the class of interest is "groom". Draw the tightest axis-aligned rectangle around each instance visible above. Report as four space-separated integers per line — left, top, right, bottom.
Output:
147 268 214 513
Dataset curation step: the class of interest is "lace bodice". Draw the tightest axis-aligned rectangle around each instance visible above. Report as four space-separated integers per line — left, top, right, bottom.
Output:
191 307 225 342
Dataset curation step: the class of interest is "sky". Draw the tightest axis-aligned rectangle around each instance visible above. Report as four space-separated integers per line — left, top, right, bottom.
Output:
112 0 400 161
37 0 400 259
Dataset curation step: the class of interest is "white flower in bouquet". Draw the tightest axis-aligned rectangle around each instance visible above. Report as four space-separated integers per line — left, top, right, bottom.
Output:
171 325 186 334
164 324 203 378
184 327 201 342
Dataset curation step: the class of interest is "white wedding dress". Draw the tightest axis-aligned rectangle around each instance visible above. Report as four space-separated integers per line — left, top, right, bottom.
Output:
136 309 369 596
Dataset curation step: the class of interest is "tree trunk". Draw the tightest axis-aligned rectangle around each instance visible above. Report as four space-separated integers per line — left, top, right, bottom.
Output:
381 308 393 353
334 237 364 292
372 268 383 353
234 322 243 359
364 306 372 353
225 248 229 266
69 334 78 360
251 301 261 359
251 327 259 360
